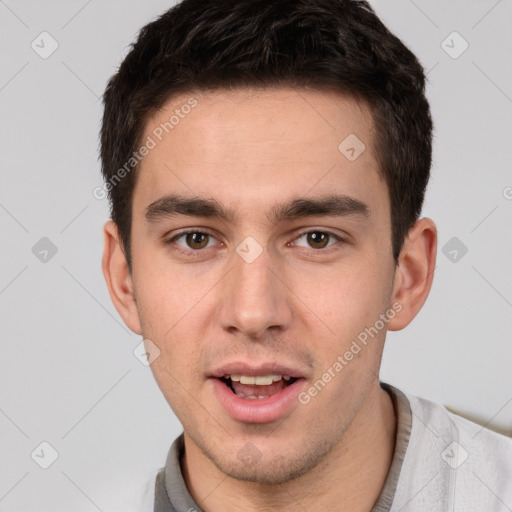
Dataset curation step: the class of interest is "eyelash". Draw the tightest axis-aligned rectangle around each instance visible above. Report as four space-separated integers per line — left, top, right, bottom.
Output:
165 228 345 257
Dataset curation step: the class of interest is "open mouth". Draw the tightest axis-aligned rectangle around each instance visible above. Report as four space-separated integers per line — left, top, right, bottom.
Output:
220 374 298 399
210 369 306 423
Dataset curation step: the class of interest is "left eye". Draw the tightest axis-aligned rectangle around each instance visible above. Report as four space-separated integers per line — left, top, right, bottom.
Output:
294 231 340 249
173 231 218 250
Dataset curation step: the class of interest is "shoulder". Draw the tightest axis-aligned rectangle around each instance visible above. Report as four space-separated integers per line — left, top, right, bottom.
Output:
407 389 512 464
390 385 512 512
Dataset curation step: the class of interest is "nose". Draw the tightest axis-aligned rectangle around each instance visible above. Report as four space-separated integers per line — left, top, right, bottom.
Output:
217 243 292 339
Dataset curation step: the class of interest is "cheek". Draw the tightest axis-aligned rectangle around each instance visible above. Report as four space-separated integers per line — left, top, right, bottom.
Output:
134 254 211 332
289 265 393 384
295 257 388 327
133 257 215 375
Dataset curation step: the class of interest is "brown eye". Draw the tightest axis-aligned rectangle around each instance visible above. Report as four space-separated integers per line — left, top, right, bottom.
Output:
306 231 329 249
293 230 341 251
170 231 217 251
185 232 209 249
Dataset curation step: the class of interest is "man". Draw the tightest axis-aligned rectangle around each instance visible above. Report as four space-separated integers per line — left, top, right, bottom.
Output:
99 0 512 510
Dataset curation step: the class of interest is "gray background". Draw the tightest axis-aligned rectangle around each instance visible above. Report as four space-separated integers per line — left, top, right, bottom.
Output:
1 0 511 510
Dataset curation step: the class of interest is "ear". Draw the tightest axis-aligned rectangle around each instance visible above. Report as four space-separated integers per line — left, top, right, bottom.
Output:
102 221 142 335
387 217 437 331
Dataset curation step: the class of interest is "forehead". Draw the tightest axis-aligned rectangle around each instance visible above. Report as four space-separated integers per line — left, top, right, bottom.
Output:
134 87 386 219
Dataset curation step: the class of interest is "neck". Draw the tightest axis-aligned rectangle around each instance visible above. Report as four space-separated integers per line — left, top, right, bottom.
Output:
182 384 396 512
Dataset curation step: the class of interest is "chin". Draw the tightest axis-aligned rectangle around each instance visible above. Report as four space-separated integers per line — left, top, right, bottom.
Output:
203 437 335 485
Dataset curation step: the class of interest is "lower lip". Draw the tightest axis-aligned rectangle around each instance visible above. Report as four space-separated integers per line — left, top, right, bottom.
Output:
210 378 305 424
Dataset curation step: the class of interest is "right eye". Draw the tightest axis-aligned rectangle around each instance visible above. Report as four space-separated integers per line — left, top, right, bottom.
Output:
165 229 223 256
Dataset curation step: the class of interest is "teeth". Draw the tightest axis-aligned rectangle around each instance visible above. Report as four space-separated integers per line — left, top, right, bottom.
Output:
235 393 270 399
255 376 273 385
226 374 295 385
231 375 284 385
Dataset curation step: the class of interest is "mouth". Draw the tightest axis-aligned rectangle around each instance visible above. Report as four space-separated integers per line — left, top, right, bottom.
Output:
209 365 306 423
220 374 298 399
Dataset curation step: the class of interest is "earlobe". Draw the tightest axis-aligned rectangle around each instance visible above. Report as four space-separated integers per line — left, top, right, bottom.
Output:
387 217 437 331
102 221 142 335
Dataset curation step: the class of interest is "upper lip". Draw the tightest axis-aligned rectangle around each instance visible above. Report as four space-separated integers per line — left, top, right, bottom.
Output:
209 362 307 379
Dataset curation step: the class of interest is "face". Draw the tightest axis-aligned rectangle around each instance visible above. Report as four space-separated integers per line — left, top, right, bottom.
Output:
126 88 399 483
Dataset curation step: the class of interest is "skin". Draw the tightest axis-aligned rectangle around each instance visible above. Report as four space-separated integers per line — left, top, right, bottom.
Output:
102 87 437 512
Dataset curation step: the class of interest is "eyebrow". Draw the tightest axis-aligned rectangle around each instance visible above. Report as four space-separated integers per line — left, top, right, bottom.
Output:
145 193 370 225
